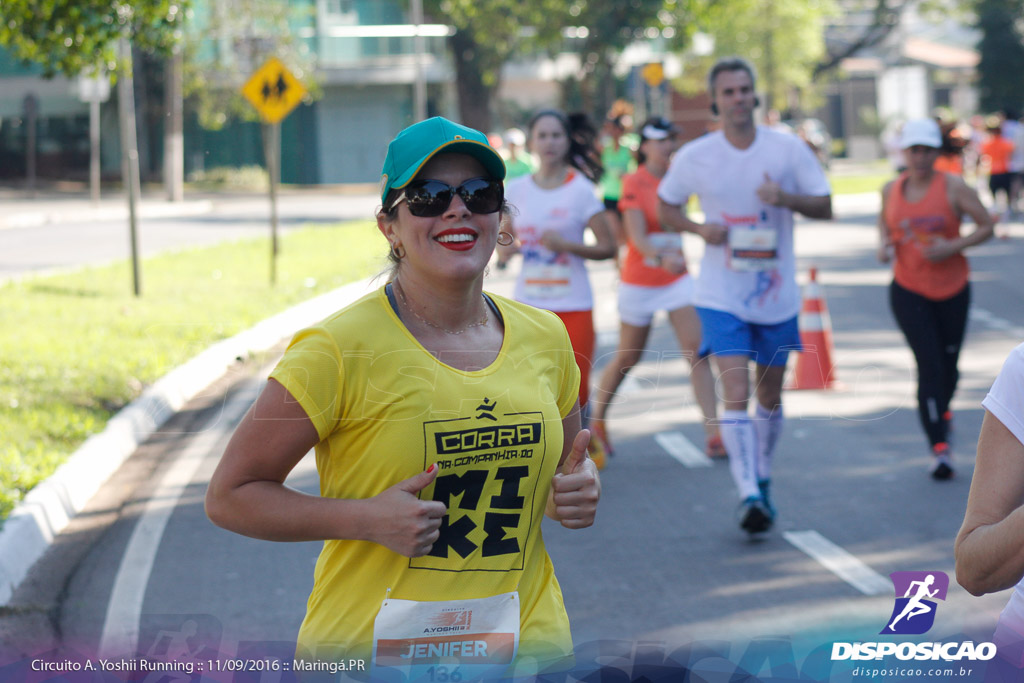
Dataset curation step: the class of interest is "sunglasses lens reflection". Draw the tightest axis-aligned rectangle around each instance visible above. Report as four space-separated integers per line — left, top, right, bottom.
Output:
404 178 503 217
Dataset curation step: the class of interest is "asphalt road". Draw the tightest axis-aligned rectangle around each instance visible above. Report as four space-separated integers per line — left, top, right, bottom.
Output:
0 192 379 281
3 202 1024 681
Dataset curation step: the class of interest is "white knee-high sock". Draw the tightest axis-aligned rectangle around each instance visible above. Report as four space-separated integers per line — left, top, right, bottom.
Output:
753 403 784 481
720 409 759 500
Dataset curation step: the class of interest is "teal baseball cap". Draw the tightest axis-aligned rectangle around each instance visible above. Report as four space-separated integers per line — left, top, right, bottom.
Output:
380 117 507 204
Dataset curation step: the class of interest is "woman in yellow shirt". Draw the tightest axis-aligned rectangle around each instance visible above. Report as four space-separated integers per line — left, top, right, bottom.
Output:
205 117 601 679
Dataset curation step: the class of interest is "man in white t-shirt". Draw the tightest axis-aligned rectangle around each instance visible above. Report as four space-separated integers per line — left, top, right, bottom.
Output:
657 56 832 534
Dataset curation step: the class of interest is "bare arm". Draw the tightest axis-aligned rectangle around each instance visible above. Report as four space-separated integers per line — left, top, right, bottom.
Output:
877 180 894 263
540 210 617 260
783 193 833 219
657 199 728 245
545 400 600 528
624 208 686 274
206 378 446 557
622 207 658 259
955 410 1024 595
949 174 996 250
919 176 996 263
756 173 833 219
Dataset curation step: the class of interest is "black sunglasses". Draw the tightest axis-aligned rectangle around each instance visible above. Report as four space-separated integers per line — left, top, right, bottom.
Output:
390 177 504 217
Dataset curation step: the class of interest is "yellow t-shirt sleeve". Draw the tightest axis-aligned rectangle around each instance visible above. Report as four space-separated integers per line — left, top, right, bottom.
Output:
269 326 345 441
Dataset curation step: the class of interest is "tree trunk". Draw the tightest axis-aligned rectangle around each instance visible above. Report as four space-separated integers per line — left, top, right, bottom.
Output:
117 37 143 297
164 51 184 201
448 29 494 131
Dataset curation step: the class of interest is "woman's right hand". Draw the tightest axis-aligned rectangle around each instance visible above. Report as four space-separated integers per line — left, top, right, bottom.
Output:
659 253 688 274
539 230 570 253
877 243 893 263
698 222 728 245
365 465 448 557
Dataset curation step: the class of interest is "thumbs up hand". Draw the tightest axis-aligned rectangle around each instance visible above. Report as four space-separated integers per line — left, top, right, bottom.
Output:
367 464 448 557
548 430 601 529
756 172 786 207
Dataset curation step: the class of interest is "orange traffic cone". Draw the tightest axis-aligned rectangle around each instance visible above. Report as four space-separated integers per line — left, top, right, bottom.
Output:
789 267 837 390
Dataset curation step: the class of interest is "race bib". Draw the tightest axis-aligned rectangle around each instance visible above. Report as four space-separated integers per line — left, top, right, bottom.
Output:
644 232 683 267
522 262 572 299
372 592 520 682
729 227 778 272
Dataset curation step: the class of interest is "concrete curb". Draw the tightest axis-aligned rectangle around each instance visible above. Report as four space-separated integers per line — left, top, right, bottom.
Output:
0 200 216 231
0 276 376 605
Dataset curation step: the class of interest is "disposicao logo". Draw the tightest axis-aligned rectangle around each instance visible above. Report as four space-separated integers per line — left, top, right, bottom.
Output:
881 571 948 635
831 570 997 663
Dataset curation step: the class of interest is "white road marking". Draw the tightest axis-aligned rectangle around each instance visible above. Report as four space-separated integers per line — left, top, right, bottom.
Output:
654 431 713 468
971 307 1024 338
98 386 256 658
783 530 891 596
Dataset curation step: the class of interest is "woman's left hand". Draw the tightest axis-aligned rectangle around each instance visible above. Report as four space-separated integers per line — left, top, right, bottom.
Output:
550 430 600 529
660 253 688 274
540 230 569 253
922 236 959 262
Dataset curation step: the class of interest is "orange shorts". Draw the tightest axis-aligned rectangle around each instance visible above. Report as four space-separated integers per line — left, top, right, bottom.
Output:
553 310 594 408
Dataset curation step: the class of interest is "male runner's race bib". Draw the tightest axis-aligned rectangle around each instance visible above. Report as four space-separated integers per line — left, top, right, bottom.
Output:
522 262 572 299
728 227 778 272
372 591 520 682
644 232 684 267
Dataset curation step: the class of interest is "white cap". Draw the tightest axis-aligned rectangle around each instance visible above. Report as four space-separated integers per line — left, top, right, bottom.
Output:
899 119 941 149
503 128 526 147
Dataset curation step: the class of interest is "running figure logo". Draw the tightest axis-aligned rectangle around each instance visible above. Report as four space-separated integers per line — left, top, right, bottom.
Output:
476 398 497 421
881 571 949 635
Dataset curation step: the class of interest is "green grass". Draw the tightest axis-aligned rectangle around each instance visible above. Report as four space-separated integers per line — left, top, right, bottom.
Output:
0 221 384 522
828 161 895 196
828 172 893 196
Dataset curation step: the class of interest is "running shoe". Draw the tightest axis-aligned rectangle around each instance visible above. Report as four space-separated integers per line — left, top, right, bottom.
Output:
738 496 774 534
705 433 727 458
930 442 954 480
591 418 614 458
587 435 607 471
758 479 776 517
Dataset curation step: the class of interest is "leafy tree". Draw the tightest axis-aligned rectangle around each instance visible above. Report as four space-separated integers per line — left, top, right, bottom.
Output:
182 0 318 130
0 0 188 77
814 0 907 78
679 0 839 111
558 0 675 119
975 0 1024 113
422 0 566 131
1 0 190 295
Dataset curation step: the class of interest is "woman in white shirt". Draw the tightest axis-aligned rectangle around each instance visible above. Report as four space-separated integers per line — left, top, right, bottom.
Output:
500 109 617 467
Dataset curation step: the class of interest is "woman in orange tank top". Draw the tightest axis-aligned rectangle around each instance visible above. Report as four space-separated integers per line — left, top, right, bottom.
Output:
877 118 994 480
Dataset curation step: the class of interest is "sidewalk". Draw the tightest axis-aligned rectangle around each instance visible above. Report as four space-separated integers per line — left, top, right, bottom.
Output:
0 183 380 231
0 189 214 230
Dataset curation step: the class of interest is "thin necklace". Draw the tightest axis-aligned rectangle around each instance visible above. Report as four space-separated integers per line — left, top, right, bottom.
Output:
393 280 489 335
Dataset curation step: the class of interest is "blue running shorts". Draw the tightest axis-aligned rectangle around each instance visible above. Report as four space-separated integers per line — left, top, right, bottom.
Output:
696 307 801 367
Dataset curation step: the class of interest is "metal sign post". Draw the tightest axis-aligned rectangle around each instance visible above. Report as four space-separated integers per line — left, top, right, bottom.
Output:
241 57 307 285
23 94 38 197
76 71 111 204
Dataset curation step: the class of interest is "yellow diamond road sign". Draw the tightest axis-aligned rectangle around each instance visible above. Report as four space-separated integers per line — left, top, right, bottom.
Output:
641 62 664 88
241 57 307 124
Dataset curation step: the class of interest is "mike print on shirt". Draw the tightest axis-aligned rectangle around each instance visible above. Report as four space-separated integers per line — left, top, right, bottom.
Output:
410 399 549 572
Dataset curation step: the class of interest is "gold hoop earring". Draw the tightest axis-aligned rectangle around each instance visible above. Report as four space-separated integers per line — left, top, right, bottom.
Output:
391 243 406 260
497 231 514 247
